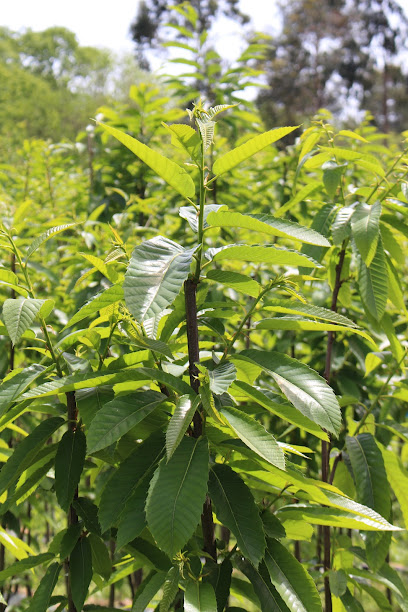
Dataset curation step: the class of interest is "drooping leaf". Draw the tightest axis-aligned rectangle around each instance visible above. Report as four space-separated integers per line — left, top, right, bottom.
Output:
25 223 79 262
206 210 330 246
0 553 54 583
87 390 166 453
381 447 408 530
208 244 321 268
357 238 388 321
70 537 92 611
98 122 195 198
209 362 237 395
124 237 194 322
340 589 364 611
27 562 61 612
184 581 217 612
73 497 101 536
351 201 381 266
208 463 265 566
213 127 298 175
58 523 82 560
132 570 166 612
237 350 342 436
203 558 232 612
221 406 285 469
63 284 124 330
2 297 52 345
206 269 261 298
146 437 209 558
55 428 86 512
0 417 64 496
160 566 180 612
166 395 200 461
235 557 289 612
116 486 149 549
88 533 111 580
265 538 322 612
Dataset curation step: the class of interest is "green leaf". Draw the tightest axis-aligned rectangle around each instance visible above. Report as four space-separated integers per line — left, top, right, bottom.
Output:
87 390 166 453
208 244 321 268
88 533 111 580
70 537 92 611
237 350 342 436
265 538 322 612
213 127 298 175
27 562 61 612
206 210 330 246
351 201 381 266
116 485 149 549
164 123 202 165
332 206 355 245
132 570 166 612
221 406 285 469
98 122 195 198
55 428 86 512
146 437 209 558
300 204 336 269
235 558 289 611
184 581 217 612
2 297 51 345
0 364 45 417
208 463 265 566
340 589 364 611
0 552 54 583
262 300 358 327
203 559 232 612
73 497 101 536
357 237 388 321
179 204 223 233
124 237 194 321
63 284 124 330
206 269 260 298
381 447 408 529
166 395 200 461
209 362 237 394
99 432 164 532
329 569 347 597
0 417 64 496
276 504 397 531
59 523 82 559
274 181 322 218
160 566 180 612
25 223 79 262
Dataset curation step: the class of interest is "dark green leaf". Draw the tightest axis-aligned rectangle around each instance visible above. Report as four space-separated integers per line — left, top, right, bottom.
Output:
27 562 61 612
55 428 86 512
184 581 217 612
73 497 101 536
70 537 92 611
235 557 289 611
89 533 111 580
0 553 54 584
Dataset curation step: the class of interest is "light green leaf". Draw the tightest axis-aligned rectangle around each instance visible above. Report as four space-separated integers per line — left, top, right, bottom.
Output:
98 122 195 198
235 558 289 611
166 395 200 461
87 390 166 453
0 417 64 496
338 129 368 142
2 297 51 345
209 362 237 395
237 350 342 436
351 201 381 266
381 446 408 530
262 300 358 327
213 127 298 175
221 406 285 469
0 364 45 418
265 538 322 612
206 210 330 246
130 335 174 359
184 581 217 612
179 204 224 233
276 504 397 531
124 237 194 321
132 571 166 612
332 205 355 245
146 437 209 558
164 123 202 165
99 433 164 532
0 553 54 584
357 237 388 321
208 463 265 566
25 223 79 262
55 429 86 512
63 284 123 329
206 269 261 298
274 181 322 218
70 537 92 611
329 570 348 597
208 244 321 268
27 562 61 612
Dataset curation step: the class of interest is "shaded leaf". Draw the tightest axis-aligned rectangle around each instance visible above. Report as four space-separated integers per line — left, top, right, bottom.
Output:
184 581 217 611
55 428 86 512
27 562 61 612
70 537 92 611
235 557 289 611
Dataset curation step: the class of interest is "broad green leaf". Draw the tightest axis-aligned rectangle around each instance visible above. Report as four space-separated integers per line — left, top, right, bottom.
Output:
21 367 192 401
323 162 347 199
51 523 81 559
332 205 355 245
206 210 330 246
27 562 61 612
179 204 224 233
381 447 408 529
124 237 194 321
88 533 111 580
87 390 166 453
146 437 209 558
329 569 347 597
130 335 174 359
229 382 328 440
63 284 124 329
98 122 195 197
235 557 289 611
184 581 217 612
55 428 86 512
265 538 322 612
99 432 164 532
276 504 397 531
208 244 321 268
132 570 166 612
116 484 151 549
237 350 342 436
256 318 376 347
300 203 336 269
203 558 232 612
0 364 45 417
128 537 171 572
357 237 388 321
213 127 298 175
73 497 101 536
351 201 381 266
164 123 202 164
209 362 237 394
70 537 92 611
25 223 78 262
160 566 180 612
208 463 265 566
0 552 54 583
338 129 368 142
2 297 51 345
262 300 358 327
166 395 200 461
0 417 64 496
206 269 260 298
221 406 285 469
340 589 364 611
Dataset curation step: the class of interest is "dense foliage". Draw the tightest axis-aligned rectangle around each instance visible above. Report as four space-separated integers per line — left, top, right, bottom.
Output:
1 4 408 612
